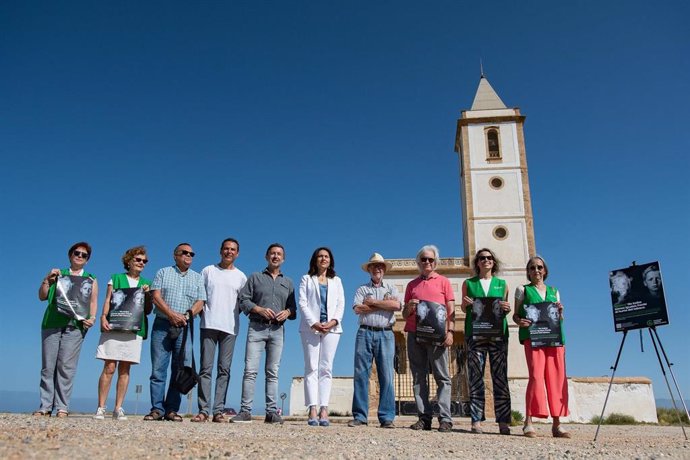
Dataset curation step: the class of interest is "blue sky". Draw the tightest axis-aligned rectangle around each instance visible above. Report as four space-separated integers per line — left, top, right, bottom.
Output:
2 1 689 414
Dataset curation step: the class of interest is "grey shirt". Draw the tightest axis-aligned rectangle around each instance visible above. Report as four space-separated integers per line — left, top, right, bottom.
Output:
353 279 401 328
239 268 297 323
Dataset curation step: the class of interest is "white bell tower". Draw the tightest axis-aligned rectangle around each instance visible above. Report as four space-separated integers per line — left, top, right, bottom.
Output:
454 75 537 377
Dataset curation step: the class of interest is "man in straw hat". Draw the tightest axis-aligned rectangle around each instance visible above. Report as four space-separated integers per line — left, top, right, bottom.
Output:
348 253 402 428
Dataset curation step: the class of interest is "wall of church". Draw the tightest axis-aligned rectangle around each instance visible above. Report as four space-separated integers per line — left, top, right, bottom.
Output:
473 219 530 268
471 169 525 217
466 122 519 167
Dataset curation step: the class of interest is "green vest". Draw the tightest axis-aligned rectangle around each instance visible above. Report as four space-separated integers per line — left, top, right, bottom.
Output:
41 268 96 331
111 273 151 339
464 276 508 338
517 284 564 344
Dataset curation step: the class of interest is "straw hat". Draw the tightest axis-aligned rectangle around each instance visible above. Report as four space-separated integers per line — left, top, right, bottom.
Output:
361 253 393 272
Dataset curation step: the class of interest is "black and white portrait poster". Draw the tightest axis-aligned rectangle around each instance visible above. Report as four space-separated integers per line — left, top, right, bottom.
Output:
525 301 563 348
609 261 668 332
471 297 504 340
55 275 92 321
107 287 145 332
415 300 447 345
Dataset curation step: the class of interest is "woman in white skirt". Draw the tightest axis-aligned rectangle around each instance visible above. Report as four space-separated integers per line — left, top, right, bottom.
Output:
298 247 345 426
94 246 153 420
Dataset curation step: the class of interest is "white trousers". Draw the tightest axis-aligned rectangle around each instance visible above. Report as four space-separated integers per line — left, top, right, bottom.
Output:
300 331 341 408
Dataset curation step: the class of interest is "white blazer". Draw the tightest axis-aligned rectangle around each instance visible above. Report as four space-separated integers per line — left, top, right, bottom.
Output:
298 274 345 334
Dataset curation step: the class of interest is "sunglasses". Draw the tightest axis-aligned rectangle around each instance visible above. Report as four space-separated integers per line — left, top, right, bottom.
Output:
134 257 148 264
478 255 494 261
72 250 89 259
529 265 544 271
420 257 435 263
178 250 195 258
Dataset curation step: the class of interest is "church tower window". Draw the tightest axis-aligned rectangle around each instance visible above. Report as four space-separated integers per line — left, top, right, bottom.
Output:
485 127 501 160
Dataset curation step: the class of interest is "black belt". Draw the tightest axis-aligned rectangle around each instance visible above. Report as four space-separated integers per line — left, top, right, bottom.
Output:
251 318 284 326
360 325 392 332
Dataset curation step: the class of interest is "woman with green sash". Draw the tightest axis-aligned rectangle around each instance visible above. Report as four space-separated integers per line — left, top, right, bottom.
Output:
513 255 570 438
93 246 153 420
460 248 512 435
35 242 98 417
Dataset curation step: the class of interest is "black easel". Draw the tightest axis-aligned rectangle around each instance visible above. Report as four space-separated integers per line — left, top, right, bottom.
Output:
594 330 628 441
594 328 688 442
595 261 688 442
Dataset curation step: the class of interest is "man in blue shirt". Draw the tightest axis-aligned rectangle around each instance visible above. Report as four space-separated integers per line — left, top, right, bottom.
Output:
145 243 206 422
348 253 402 428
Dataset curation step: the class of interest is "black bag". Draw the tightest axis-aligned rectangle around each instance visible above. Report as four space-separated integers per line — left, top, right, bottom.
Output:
173 311 199 395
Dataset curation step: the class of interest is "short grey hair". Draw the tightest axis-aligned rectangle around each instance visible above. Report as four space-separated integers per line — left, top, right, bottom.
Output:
415 244 440 271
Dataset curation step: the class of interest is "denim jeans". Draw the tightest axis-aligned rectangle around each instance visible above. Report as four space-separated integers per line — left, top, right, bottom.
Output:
239 322 284 414
407 332 452 423
149 316 191 414
351 327 395 424
39 326 85 413
198 328 237 415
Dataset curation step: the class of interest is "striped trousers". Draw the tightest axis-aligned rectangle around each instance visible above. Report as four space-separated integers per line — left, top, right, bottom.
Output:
466 338 511 423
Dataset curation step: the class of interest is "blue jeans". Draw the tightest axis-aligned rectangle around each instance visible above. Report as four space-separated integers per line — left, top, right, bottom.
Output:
149 316 191 414
240 322 284 414
351 327 395 424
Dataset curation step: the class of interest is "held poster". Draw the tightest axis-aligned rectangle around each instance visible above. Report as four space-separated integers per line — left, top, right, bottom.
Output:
55 275 92 321
107 287 145 332
471 297 505 340
525 301 563 348
609 261 668 332
415 300 446 345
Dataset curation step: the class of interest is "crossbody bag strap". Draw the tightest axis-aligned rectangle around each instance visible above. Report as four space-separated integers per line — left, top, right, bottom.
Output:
188 311 195 370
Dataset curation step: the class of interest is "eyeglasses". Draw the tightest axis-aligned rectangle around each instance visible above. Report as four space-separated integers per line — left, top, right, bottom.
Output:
420 257 435 263
72 250 89 259
134 257 148 264
478 255 494 262
529 265 544 271
177 250 195 258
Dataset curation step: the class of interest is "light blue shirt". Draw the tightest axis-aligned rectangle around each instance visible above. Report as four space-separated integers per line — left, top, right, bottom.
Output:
319 283 328 323
151 265 207 318
352 279 401 328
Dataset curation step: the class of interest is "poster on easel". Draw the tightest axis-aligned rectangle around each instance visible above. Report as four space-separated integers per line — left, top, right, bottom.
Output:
415 300 447 345
609 261 668 332
107 287 146 332
525 301 563 347
55 275 92 321
471 297 505 340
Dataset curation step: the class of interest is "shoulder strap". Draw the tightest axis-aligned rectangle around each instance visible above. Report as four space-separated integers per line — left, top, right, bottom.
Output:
177 312 196 370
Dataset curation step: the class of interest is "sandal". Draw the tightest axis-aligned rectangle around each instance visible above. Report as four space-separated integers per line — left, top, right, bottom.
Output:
552 425 571 438
56 411 69 418
32 410 50 417
523 424 537 438
165 411 183 422
143 410 164 421
470 422 483 434
191 413 209 423
499 422 511 435
212 413 225 423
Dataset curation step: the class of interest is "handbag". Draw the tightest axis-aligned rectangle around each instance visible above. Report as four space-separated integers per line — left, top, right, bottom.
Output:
173 310 199 395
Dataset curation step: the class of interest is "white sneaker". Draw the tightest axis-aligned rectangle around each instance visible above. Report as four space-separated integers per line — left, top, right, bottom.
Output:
113 407 128 421
93 407 106 420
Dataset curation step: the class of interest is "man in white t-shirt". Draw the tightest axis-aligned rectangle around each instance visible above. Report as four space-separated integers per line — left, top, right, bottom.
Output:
192 238 247 423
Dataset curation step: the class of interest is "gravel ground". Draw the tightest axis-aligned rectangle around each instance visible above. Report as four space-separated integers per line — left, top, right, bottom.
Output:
1 413 687 459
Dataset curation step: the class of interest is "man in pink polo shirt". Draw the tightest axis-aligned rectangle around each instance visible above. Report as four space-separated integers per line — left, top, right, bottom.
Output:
402 244 455 433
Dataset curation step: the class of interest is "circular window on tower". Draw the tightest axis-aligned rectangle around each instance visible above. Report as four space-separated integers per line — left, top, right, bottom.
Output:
493 226 508 240
489 176 504 190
